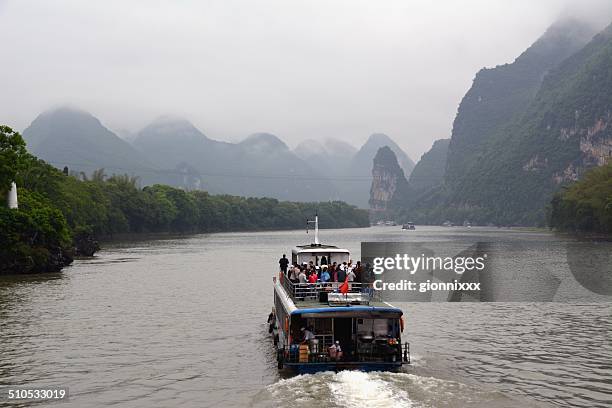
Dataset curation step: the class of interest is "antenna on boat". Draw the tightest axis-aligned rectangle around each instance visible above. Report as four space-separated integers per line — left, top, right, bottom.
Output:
306 213 320 245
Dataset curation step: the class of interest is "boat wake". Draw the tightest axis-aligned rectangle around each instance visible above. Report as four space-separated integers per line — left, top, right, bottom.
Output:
253 370 539 408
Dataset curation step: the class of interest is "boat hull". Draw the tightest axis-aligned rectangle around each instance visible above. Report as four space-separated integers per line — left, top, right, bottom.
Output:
283 361 402 374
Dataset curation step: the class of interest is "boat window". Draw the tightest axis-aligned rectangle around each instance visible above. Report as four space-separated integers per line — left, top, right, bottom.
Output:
357 318 394 337
306 317 332 335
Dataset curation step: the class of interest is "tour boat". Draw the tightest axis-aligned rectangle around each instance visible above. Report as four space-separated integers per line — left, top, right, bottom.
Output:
270 216 410 374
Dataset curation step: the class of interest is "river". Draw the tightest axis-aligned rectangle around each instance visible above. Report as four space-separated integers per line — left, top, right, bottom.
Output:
1 226 610 407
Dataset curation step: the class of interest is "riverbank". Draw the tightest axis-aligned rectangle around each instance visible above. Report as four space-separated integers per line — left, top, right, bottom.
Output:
0 126 369 275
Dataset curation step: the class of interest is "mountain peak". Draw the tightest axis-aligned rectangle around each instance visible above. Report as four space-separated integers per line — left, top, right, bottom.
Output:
35 106 102 127
141 116 204 136
240 133 288 151
25 107 111 149
373 146 401 169
22 107 152 175
294 139 326 157
370 146 409 216
366 133 394 145
134 117 208 148
355 133 415 176
323 138 357 156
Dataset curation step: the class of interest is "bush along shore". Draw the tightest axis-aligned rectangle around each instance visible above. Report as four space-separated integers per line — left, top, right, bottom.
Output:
548 161 612 235
0 125 369 275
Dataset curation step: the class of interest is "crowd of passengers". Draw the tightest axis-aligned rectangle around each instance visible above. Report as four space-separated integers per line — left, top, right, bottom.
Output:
279 254 365 284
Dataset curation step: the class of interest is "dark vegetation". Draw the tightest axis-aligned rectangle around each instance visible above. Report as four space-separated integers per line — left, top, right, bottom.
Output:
0 126 369 274
391 19 612 227
548 162 612 233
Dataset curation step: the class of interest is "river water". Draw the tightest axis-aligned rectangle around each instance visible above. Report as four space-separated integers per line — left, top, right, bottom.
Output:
0 226 610 407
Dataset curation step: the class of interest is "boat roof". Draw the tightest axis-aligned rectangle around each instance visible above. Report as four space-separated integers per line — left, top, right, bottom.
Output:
293 244 350 253
292 299 401 314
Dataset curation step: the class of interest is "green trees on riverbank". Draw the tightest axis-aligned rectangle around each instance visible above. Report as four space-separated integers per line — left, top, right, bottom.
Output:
1 126 368 274
548 162 612 234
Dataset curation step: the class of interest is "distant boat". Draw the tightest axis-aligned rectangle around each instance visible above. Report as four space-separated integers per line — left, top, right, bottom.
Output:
402 222 415 230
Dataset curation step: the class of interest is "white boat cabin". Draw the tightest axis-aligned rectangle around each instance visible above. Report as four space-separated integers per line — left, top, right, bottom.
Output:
291 244 350 266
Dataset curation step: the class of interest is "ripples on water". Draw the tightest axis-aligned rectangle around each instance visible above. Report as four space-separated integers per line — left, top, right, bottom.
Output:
0 227 610 407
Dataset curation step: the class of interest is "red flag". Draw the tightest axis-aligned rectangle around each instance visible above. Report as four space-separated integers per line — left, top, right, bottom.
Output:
339 277 349 294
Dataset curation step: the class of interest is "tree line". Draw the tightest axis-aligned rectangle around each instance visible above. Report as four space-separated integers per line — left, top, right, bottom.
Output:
548 161 612 234
0 126 369 274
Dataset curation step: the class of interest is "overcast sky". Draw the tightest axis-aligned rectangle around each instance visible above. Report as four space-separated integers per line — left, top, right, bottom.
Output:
1 0 611 159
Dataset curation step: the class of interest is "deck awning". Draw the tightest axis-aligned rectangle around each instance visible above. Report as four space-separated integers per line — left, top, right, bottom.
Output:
291 306 402 319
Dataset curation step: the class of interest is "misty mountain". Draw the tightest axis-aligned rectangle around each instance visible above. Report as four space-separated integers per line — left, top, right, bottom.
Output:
341 133 415 208
369 146 411 221
455 21 612 225
133 118 337 201
322 138 357 157
407 139 449 193
22 107 156 181
352 133 414 176
133 119 412 205
389 18 612 225
22 109 414 207
445 18 597 189
293 137 357 182
294 139 327 159
133 117 236 182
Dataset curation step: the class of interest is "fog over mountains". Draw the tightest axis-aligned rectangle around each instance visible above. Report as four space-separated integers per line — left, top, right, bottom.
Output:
370 17 612 226
22 108 414 206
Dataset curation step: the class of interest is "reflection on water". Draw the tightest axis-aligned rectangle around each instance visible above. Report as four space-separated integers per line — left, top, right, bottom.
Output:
0 227 610 407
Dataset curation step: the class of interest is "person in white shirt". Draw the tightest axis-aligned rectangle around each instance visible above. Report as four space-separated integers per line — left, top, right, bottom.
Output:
301 327 315 342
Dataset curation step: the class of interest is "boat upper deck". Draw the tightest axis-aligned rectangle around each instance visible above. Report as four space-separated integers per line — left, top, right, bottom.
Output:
275 274 401 316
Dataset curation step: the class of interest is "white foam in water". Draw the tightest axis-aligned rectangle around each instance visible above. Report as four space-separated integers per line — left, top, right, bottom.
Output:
264 371 490 408
329 371 414 408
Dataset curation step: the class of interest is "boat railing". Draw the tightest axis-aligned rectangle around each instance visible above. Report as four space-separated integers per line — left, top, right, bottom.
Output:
280 275 380 303
284 339 406 364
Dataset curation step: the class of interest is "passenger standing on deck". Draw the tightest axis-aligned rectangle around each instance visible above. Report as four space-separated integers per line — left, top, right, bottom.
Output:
346 267 356 291
320 267 330 283
337 264 347 283
289 263 300 283
354 261 363 283
298 268 307 284
308 271 318 283
347 268 356 282
279 254 289 276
